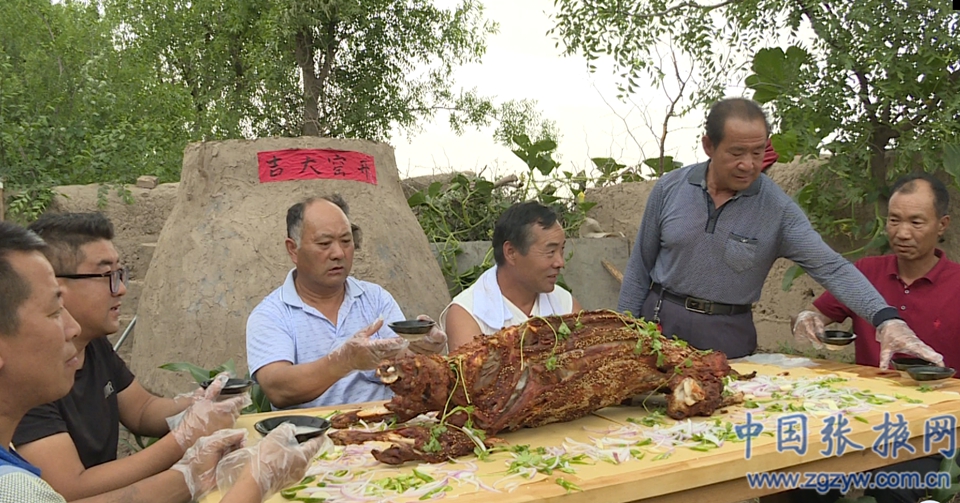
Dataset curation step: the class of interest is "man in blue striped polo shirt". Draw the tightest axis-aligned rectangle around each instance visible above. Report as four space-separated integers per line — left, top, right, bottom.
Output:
618 98 941 366
246 194 447 410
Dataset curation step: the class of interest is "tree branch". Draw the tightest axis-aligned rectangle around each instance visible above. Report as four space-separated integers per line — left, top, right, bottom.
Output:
795 0 875 117
315 19 340 136
618 0 742 20
591 83 646 159
32 7 63 78
656 45 692 174
295 28 321 136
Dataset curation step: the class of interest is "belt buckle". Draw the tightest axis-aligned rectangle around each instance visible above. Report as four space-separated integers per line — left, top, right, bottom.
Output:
685 297 712 314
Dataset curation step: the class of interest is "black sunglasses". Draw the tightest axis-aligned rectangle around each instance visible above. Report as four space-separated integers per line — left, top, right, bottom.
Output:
57 267 128 295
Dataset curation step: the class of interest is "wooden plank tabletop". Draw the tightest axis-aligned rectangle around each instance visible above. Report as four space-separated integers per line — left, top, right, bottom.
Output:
202 359 960 503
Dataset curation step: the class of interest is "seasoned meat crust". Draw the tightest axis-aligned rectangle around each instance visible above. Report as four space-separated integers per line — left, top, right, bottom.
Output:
330 310 742 464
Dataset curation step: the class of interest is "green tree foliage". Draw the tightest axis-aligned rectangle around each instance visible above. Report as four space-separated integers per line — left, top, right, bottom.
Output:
408 134 644 294
0 0 191 199
551 0 960 242
3 0 556 220
107 0 554 144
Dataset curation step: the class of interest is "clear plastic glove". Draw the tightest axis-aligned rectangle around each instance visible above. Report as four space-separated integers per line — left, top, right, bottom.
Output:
166 373 229 433
170 428 247 500
215 423 326 500
407 314 448 355
167 374 251 450
329 318 409 372
792 310 825 350
876 319 945 370
172 371 235 409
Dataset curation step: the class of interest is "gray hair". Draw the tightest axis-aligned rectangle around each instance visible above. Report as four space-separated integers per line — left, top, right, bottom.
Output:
285 194 361 249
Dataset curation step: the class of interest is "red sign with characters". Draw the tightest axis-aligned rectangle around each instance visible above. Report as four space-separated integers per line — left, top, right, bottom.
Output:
256 149 377 185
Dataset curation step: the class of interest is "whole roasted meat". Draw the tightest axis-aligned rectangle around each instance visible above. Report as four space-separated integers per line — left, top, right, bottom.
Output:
330 310 743 464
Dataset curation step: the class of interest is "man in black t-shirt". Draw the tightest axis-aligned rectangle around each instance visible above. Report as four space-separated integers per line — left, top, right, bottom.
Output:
15 336 135 469
13 213 246 501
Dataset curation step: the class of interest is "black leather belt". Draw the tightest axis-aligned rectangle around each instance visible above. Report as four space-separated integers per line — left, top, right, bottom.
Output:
651 283 752 315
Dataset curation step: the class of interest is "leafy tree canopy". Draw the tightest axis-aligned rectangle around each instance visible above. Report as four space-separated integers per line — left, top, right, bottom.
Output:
0 0 191 189
106 0 555 143
552 0 960 241
2 0 556 220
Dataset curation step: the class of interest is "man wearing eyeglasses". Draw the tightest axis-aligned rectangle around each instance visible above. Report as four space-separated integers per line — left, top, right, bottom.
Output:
12 212 246 500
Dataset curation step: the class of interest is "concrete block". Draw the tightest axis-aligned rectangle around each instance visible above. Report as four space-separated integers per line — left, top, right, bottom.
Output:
135 176 159 189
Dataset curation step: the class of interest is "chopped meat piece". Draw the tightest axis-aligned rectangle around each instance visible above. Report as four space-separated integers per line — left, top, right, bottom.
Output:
329 425 487 464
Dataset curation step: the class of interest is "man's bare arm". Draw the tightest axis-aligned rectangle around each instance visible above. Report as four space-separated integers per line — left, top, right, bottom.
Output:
255 358 348 409
572 296 584 313
71 470 191 503
17 432 185 501
117 381 190 438
444 304 484 352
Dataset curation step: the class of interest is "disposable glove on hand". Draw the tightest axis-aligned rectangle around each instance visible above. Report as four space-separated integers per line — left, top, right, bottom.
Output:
216 422 328 501
170 428 246 500
166 373 229 439
167 373 251 450
792 310 825 350
172 371 236 409
407 315 448 355
876 319 944 370
329 318 409 372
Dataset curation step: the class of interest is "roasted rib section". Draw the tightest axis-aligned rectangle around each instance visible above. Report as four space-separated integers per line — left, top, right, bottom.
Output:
329 425 487 464
330 310 741 464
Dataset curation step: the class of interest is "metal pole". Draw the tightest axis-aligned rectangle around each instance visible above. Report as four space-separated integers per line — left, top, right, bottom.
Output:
113 315 137 352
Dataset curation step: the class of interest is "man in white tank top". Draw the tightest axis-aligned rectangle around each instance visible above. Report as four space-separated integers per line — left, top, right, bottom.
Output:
440 202 583 350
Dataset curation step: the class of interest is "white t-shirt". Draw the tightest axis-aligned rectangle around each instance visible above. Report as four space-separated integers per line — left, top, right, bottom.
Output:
439 265 574 335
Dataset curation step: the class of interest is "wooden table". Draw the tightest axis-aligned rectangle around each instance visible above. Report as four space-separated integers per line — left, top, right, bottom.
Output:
205 360 960 503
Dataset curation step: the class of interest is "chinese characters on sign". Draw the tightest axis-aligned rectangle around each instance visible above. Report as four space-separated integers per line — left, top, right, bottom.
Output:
743 413 957 460
256 149 377 185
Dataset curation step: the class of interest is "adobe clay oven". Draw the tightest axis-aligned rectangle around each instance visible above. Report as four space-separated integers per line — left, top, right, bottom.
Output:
129 138 450 396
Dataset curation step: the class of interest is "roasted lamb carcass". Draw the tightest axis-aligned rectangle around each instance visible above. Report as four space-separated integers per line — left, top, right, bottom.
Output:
330 310 743 463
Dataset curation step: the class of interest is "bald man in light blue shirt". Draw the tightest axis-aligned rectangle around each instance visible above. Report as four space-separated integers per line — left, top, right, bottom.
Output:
246 194 447 410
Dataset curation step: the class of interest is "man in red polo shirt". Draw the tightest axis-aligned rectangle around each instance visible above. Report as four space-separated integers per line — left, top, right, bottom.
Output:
762 139 778 171
793 173 956 370
789 173 955 503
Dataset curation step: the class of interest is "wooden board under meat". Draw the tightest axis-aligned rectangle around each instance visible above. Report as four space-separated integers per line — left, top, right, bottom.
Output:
200 362 960 503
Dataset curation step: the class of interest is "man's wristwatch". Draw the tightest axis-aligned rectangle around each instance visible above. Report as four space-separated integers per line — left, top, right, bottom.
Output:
872 307 902 328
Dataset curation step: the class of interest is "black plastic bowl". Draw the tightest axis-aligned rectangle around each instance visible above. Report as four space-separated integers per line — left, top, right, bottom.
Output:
388 319 435 336
891 357 934 371
254 416 331 443
817 330 856 346
906 366 956 382
199 378 254 396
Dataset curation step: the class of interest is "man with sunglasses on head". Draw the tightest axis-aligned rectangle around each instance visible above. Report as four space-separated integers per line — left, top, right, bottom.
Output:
12 212 247 501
